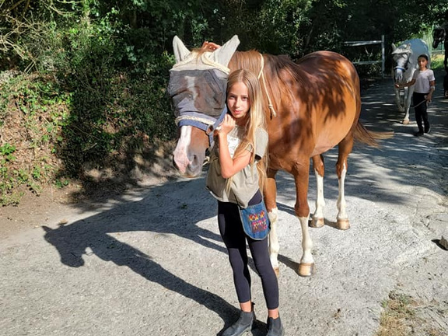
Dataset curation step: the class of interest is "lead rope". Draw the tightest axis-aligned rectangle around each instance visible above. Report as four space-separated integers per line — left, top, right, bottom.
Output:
258 54 277 118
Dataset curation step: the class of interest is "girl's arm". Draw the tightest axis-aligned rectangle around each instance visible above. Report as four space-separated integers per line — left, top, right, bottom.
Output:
395 79 416 88
217 115 251 179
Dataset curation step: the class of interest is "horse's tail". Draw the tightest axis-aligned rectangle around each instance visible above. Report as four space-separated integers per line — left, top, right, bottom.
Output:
353 121 394 147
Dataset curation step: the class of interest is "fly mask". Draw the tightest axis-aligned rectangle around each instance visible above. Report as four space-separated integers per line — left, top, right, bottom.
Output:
168 35 240 146
392 43 412 83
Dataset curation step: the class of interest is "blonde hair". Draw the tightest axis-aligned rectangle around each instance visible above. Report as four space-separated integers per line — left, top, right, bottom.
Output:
225 69 268 192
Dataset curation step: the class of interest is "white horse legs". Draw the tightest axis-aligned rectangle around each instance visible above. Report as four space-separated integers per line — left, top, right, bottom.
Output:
268 208 280 277
298 215 314 277
268 208 315 277
404 86 415 124
394 86 413 124
336 163 350 230
311 170 325 228
394 87 405 113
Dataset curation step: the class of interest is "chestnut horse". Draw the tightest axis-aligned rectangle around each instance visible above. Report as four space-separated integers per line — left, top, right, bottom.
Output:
169 35 387 277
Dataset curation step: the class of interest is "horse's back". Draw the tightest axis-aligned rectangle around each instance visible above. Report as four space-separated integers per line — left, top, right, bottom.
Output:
295 51 360 155
403 39 431 66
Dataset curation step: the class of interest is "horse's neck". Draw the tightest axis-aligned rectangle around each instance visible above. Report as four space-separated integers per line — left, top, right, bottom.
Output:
229 51 263 76
404 68 416 82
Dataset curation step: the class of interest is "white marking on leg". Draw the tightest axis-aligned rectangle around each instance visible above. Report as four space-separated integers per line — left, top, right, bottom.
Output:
394 87 404 112
404 86 414 122
313 169 325 221
173 126 192 174
337 163 348 220
268 208 279 270
299 215 314 264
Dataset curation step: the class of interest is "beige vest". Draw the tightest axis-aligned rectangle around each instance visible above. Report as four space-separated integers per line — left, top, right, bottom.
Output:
206 127 268 208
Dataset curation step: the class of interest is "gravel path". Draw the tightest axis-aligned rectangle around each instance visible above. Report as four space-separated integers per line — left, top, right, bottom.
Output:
1 71 447 336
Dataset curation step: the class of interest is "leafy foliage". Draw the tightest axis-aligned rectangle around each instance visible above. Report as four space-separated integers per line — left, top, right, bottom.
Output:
1 0 447 204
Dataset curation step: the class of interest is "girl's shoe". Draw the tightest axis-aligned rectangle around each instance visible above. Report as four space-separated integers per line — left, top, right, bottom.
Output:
222 310 255 336
266 316 284 336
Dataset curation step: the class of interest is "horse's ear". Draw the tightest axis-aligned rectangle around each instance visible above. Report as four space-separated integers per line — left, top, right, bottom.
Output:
211 35 240 67
391 43 396 51
173 36 191 63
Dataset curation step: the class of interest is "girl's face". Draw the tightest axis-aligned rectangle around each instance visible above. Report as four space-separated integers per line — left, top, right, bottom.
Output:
417 57 428 69
227 81 250 125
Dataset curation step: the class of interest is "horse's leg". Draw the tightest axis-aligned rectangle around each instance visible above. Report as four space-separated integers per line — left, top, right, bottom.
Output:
292 160 314 277
264 168 280 276
404 86 414 125
310 154 325 228
394 87 404 113
402 87 411 124
335 134 354 230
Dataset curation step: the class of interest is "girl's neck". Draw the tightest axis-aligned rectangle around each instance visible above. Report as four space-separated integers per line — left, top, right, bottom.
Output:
235 115 249 127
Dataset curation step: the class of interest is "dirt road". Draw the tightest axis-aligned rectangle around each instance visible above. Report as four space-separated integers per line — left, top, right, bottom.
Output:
1 71 447 336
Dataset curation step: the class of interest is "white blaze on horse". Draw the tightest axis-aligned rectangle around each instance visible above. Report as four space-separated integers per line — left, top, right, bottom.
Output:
392 38 431 124
169 35 390 277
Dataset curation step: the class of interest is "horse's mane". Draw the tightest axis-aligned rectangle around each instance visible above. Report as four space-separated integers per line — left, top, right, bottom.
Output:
230 50 302 82
229 51 304 112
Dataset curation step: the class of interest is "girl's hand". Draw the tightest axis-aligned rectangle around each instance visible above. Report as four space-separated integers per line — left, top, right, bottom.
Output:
201 41 220 52
425 93 432 102
395 83 401 88
216 114 235 136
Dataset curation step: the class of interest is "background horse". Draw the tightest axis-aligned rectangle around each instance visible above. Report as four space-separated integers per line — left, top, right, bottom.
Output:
169 35 389 277
391 38 431 124
432 24 448 97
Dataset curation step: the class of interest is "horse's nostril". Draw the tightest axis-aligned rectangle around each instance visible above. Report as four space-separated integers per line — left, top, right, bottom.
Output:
190 155 199 167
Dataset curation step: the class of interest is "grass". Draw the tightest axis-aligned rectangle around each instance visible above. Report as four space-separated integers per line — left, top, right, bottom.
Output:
377 291 446 336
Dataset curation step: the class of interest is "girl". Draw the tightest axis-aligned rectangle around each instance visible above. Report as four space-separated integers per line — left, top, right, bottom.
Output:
396 54 436 136
206 69 284 336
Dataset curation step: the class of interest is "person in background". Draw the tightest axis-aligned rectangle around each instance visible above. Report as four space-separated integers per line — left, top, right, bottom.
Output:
395 54 435 136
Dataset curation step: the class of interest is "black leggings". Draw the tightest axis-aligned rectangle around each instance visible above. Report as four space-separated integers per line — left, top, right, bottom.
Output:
217 191 279 310
413 92 430 132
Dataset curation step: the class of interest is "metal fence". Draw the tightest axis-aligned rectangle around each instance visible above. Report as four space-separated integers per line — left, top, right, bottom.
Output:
344 35 385 77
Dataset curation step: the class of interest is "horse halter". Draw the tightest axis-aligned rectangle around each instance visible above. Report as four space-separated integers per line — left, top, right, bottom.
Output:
175 105 228 148
169 66 229 148
394 58 409 72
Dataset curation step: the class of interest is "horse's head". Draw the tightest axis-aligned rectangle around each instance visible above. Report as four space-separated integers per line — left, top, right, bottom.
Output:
391 43 412 83
432 26 446 48
168 35 240 177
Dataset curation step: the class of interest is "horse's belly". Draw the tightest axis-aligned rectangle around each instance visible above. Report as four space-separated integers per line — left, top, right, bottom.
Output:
311 119 354 156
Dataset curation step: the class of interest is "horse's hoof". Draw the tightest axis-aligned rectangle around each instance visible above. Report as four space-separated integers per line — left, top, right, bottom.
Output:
402 119 410 125
298 263 314 277
309 217 324 228
336 218 350 230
